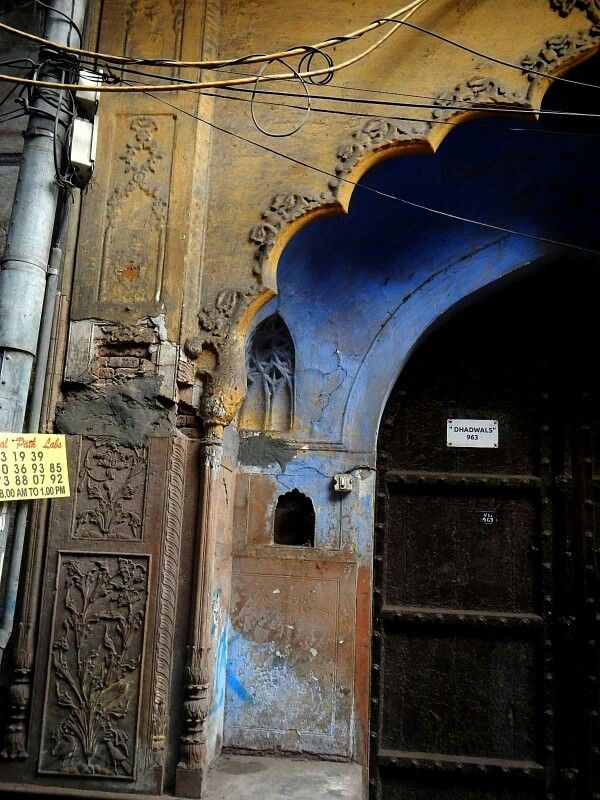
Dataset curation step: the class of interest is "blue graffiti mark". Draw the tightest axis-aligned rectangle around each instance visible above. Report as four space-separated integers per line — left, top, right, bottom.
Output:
225 632 255 706
208 622 228 717
227 672 254 705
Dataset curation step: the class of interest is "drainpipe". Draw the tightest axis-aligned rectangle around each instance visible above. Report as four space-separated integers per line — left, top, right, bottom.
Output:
0 1 87 662
0 1 87 431
0 244 61 660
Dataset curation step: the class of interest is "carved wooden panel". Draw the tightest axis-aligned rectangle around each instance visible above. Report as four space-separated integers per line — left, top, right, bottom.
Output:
39 554 150 779
73 439 147 541
18 435 187 794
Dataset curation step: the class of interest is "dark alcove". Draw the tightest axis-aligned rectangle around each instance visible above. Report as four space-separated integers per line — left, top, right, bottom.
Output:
273 489 315 547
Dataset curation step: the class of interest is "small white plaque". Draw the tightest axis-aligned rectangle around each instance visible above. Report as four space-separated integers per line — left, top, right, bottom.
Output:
447 419 498 449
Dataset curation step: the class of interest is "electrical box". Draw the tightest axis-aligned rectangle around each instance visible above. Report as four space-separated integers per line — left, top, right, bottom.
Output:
76 69 102 117
70 116 98 185
333 473 353 493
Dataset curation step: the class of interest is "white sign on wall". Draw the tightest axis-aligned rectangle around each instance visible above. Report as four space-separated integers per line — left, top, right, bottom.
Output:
447 419 498 449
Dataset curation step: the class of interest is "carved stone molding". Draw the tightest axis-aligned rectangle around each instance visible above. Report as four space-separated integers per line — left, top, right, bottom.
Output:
176 432 223 795
185 284 260 364
149 436 186 765
178 644 209 770
39 555 149 779
429 76 525 120
247 77 523 273
185 25 600 426
521 24 600 96
248 192 334 275
101 116 170 298
550 0 600 24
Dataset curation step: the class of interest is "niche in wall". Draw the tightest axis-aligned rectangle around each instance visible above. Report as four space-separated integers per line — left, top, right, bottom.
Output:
273 489 315 547
240 314 295 431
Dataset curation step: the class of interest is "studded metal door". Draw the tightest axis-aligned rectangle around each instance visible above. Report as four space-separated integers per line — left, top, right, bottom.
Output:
372 265 600 800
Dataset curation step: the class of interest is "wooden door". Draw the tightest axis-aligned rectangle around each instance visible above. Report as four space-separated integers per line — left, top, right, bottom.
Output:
371 264 600 799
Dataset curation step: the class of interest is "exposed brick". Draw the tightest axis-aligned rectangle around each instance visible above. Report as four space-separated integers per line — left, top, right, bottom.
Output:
107 357 140 369
114 368 138 378
138 359 156 374
95 368 114 380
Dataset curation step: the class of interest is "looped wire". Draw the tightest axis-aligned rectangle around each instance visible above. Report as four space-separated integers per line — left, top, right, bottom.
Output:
251 57 311 138
297 46 334 86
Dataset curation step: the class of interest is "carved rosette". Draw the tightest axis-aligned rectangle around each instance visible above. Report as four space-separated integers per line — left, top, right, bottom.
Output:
40 556 149 779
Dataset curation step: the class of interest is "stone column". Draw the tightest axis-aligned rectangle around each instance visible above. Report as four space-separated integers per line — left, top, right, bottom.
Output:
176 402 224 798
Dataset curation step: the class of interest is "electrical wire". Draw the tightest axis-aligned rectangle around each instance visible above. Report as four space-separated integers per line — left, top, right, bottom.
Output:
107 61 600 134
90 63 600 123
382 17 600 92
0 1 429 94
0 0 427 68
2 0 600 100
117 71 600 140
250 57 311 137
135 84 600 256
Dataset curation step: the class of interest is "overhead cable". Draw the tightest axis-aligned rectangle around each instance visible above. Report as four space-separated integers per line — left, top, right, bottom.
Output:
0 2 427 93
117 70 600 138
0 0 427 68
137 84 600 256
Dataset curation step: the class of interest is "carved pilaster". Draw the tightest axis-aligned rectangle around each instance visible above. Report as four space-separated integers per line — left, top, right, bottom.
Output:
1 495 49 762
178 645 209 770
176 425 223 796
1 623 32 760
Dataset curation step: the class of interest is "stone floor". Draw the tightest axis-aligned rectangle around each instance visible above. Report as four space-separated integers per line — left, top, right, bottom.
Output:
203 754 363 800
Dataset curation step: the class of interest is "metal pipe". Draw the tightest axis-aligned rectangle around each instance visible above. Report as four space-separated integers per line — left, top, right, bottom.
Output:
0 0 87 661
0 0 87 432
0 248 61 657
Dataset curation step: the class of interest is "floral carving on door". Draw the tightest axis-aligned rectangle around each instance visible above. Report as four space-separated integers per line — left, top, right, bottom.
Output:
39 556 149 778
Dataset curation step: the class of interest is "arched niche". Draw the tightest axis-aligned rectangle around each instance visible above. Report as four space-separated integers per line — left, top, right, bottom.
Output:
239 313 295 432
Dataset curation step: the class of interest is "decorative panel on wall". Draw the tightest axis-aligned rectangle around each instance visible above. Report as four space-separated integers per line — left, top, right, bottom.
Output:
24 435 189 795
39 554 150 779
71 0 205 335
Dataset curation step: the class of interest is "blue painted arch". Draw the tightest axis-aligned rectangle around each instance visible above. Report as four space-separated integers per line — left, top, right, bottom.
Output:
247 55 600 454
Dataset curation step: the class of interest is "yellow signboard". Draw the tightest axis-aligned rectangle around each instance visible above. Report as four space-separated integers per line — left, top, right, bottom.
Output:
0 434 70 502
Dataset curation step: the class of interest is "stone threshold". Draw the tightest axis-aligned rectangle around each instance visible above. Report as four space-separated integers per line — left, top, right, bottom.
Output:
0 755 364 800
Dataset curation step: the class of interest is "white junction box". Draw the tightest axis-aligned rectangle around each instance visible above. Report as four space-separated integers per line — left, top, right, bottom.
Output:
70 116 98 183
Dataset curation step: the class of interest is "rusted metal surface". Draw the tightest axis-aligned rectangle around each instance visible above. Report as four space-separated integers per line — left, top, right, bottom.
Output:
371 266 600 799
